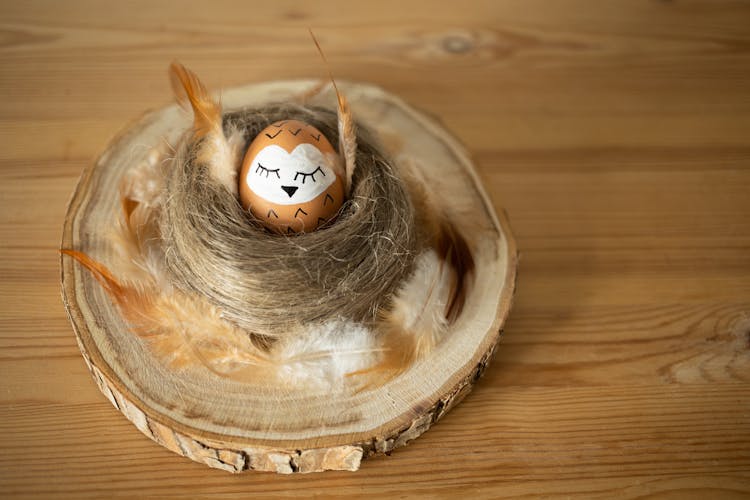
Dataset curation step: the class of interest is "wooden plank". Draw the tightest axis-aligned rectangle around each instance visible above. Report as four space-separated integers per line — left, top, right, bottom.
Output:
0 385 748 497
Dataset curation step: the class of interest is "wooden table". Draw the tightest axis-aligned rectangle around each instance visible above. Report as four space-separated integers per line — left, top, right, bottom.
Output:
2 1 748 497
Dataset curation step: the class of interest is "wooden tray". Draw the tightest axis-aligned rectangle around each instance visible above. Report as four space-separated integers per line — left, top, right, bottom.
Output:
60 81 517 473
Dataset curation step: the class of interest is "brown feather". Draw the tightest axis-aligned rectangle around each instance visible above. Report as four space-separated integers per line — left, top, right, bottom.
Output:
309 30 357 195
434 216 475 324
61 249 124 296
122 196 138 220
169 61 222 139
169 61 239 194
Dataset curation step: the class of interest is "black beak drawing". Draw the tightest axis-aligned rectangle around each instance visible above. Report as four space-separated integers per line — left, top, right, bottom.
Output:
281 185 298 198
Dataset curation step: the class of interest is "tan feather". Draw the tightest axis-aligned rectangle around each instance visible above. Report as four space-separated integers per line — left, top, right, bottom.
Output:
61 249 270 376
121 143 168 207
169 61 222 139
337 92 357 195
309 30 357 195
108 188 163 284
169 61 238 194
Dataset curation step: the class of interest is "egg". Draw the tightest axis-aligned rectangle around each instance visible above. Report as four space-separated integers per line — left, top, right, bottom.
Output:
239 120 345 234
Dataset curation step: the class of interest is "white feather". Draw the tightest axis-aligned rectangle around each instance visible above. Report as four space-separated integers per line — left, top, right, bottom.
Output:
390 249 450 341
273 319 378 391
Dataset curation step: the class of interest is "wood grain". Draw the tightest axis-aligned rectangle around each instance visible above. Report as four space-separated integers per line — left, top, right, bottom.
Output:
1 0 748 497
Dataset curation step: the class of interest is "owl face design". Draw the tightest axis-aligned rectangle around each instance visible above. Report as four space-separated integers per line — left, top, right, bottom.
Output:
239 120 345 234
245 143 337 205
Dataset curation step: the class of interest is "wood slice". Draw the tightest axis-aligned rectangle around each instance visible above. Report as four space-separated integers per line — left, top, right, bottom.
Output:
60 80 517 473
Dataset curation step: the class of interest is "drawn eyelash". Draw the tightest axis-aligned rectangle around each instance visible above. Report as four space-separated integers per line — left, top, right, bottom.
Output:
294 166 325 184
256 163 280 178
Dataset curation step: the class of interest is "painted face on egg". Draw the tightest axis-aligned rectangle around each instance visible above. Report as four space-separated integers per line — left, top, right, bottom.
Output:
239 120 345 234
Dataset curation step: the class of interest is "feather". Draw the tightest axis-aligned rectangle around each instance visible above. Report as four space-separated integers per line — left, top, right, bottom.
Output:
337 92 357 195
402 162 476 324
434 215 475 324
349 177 476 384
346 250 450 386
169 61 239 195
384 250 451 361
169 61 222 139
61 249 271 376
273 319 379 392
122 142 168 207
107 141 170 285
309 30 357 195
109 189 163 284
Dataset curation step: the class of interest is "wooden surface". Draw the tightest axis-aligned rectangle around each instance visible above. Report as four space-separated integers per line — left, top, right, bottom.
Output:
1 0 749 497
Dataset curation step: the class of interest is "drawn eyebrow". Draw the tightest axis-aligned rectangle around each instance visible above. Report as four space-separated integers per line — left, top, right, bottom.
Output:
265 130 282 139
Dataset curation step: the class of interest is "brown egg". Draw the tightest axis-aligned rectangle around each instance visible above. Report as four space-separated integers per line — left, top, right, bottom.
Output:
239 120 345 234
